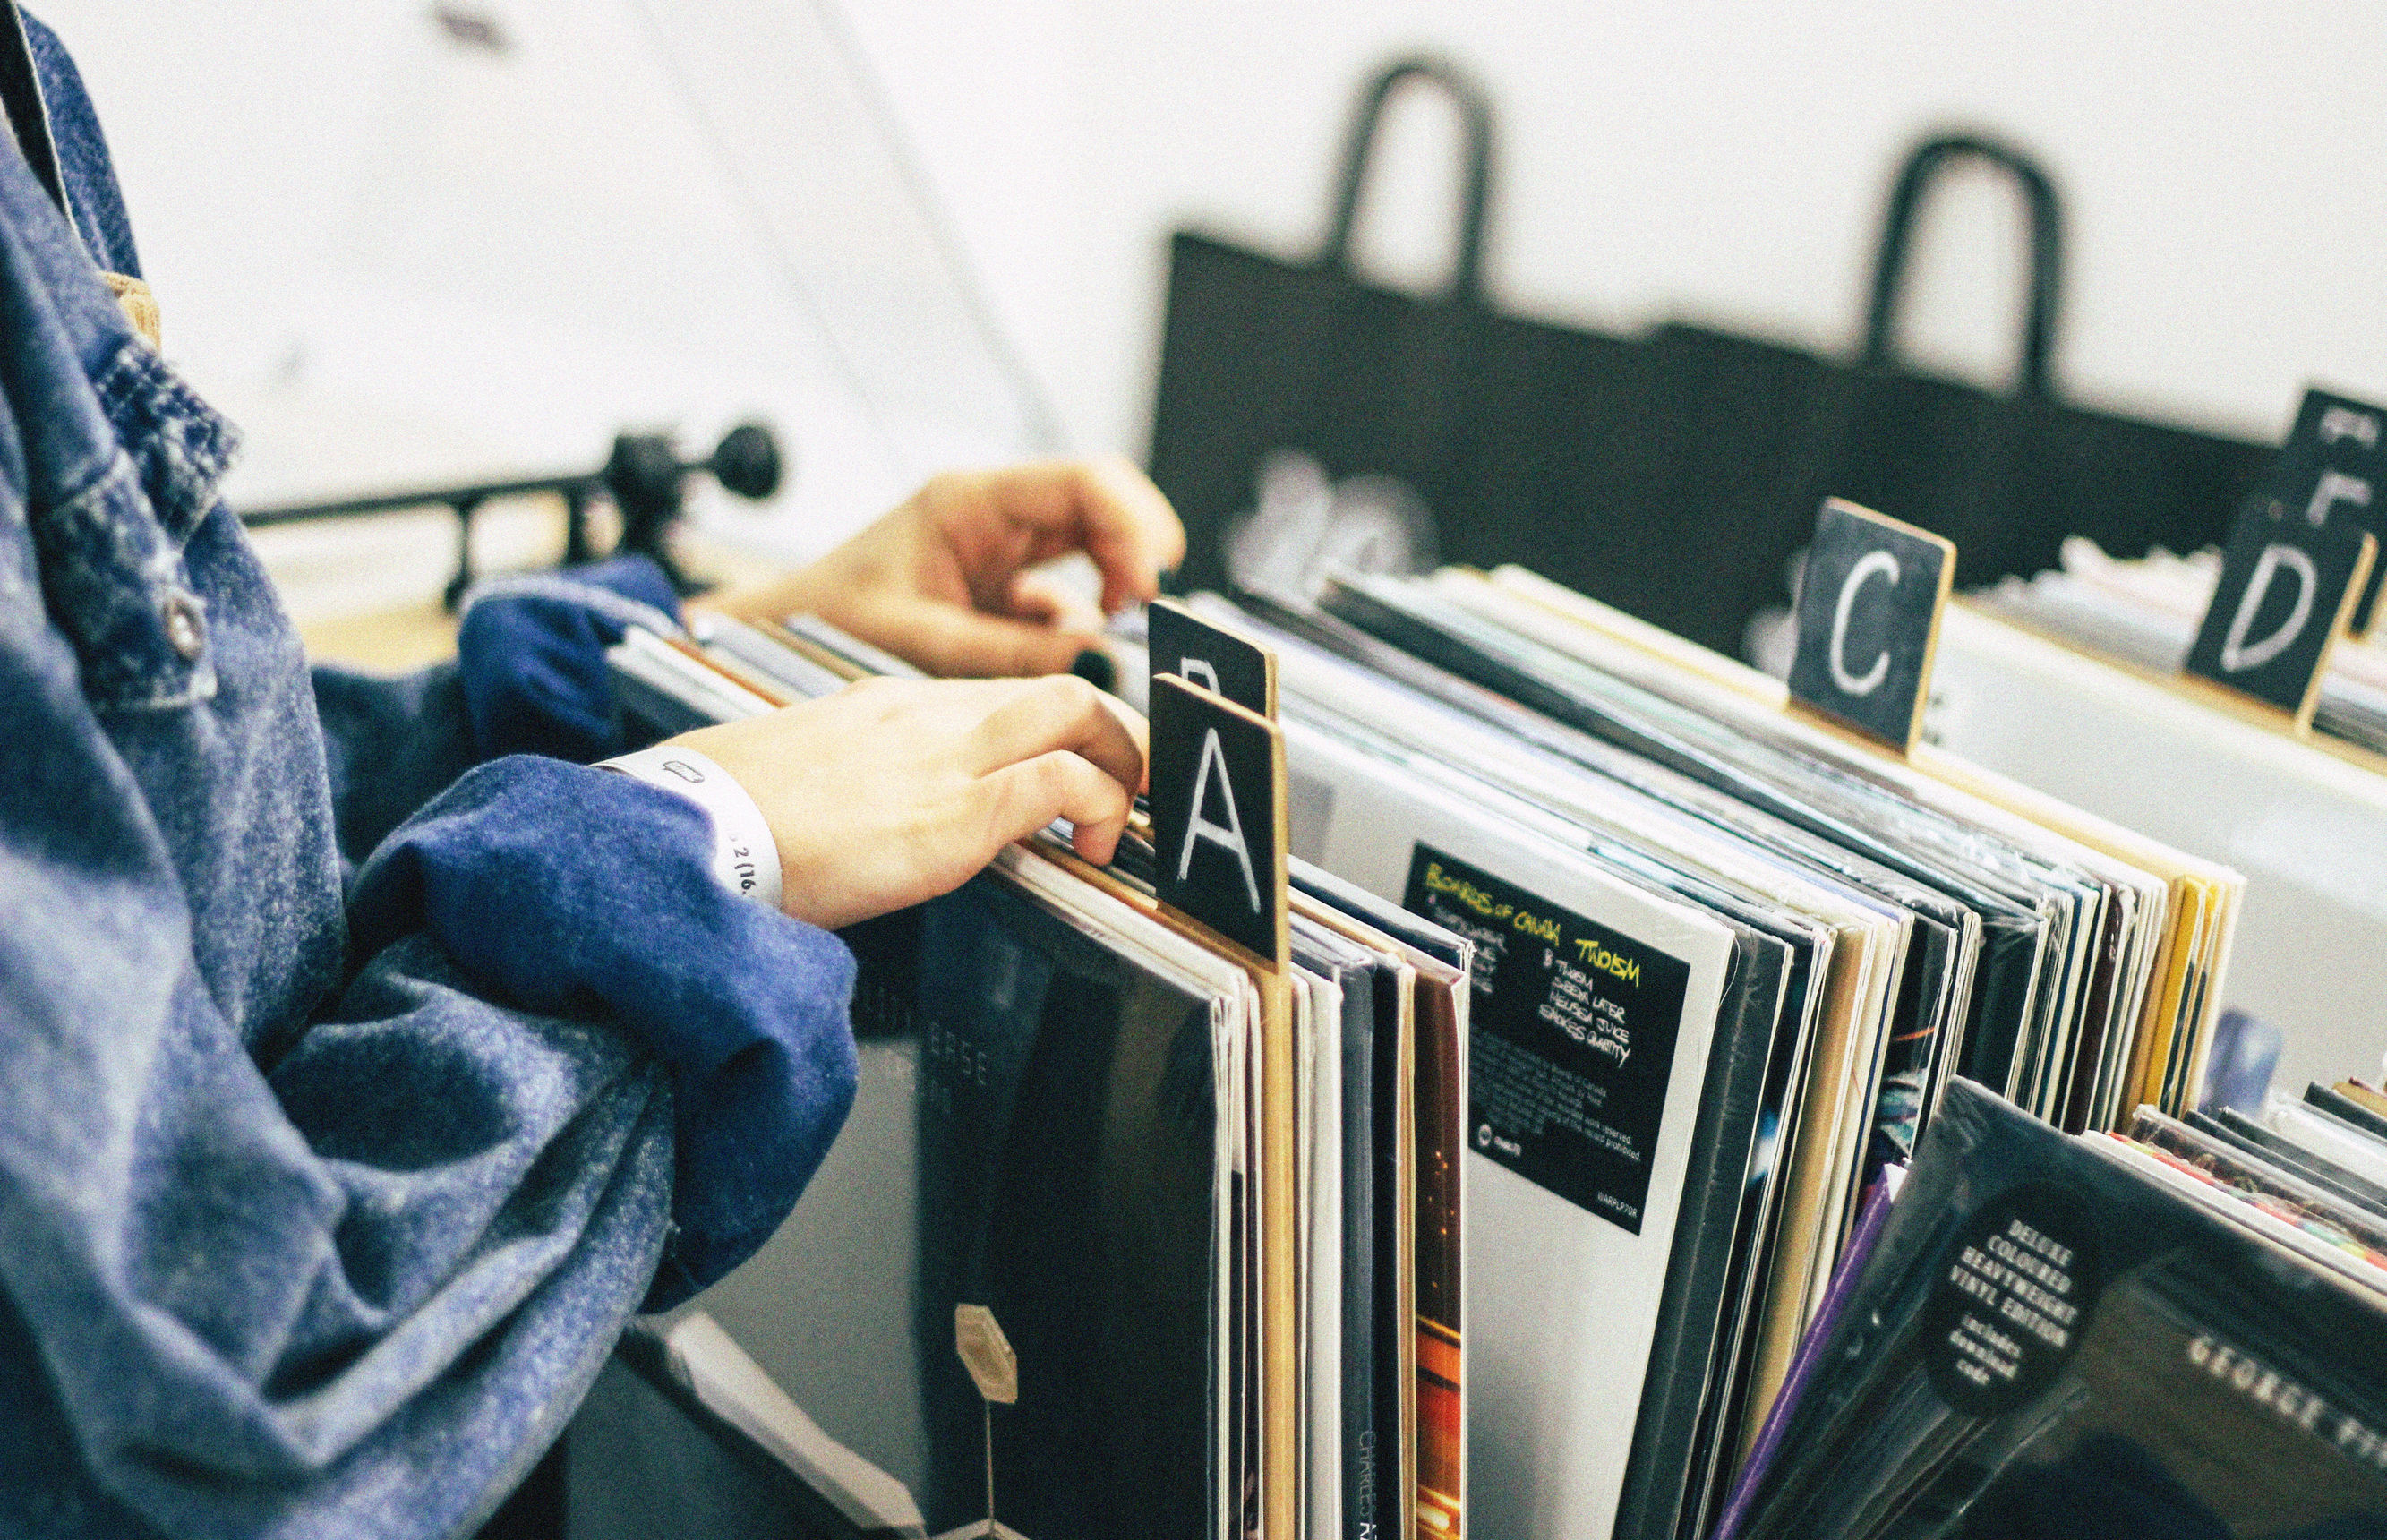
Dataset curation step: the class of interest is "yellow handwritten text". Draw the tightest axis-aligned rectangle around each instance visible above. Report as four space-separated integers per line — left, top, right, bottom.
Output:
1573 937 1641 988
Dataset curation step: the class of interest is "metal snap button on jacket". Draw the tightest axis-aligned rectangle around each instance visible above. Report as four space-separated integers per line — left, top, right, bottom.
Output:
161 592 206 660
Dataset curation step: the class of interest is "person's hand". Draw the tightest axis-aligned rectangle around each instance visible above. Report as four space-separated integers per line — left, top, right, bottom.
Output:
697 457 1185 678
675 673 1144 930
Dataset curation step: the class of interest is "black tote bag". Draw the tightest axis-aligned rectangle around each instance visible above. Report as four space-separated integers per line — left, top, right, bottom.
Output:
1647 134 2278 655
1638 134 2075 654
1148 56 1677 604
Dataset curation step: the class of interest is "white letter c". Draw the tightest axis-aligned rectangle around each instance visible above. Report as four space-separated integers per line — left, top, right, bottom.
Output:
1828 549 1901 697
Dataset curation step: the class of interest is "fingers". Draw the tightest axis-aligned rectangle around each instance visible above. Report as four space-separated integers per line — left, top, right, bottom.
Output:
940 457 1187 615
966 675 1147 794
1068 456 1187 612
882 595 1099 680
974 749 1135 866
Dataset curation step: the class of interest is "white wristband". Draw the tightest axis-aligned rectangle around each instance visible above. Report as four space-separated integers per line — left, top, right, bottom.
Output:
600 745 783 910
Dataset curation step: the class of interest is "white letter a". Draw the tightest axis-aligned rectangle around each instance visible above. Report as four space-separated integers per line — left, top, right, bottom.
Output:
1176 727 1262 913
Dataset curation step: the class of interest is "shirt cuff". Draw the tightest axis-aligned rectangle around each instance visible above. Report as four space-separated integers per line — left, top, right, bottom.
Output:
599 745 783 910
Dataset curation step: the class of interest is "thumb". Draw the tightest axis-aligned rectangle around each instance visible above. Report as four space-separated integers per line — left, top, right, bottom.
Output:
877 595 1099 680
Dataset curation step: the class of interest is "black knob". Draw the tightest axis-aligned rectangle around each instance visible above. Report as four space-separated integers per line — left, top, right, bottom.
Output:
604 432 684 517
708 421 783 501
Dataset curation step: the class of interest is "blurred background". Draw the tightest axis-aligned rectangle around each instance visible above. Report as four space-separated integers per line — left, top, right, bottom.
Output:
31 0 2387 606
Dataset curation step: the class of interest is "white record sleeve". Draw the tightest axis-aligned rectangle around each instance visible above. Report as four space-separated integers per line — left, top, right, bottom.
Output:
1280 722 1735 1540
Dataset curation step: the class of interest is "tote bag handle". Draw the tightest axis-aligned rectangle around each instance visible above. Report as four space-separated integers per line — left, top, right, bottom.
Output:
1318 55 1496 303
1861 132 2063 397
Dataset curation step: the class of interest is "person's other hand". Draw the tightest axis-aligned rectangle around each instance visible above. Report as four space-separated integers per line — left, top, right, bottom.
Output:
676 674 1144 929
697 457 1185 678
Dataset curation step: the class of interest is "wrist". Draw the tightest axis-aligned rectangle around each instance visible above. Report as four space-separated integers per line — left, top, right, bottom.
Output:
599 744 783 909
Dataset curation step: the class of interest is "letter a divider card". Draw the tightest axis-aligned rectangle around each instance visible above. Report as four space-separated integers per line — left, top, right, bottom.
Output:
1147 670 1305 1540
1150 672 1291 967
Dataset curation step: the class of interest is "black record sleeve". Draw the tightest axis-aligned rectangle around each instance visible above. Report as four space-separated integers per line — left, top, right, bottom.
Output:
1732 1079 2387 1540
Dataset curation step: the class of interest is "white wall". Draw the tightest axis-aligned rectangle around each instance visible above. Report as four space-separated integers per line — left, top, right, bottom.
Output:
37 0 2387 543
851 0 2387 461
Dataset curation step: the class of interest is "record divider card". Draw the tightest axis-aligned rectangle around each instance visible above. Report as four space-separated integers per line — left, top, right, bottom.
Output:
2185 387 2385 734
1146 603 1298 1540
1784 497 1955 756
1150 597 1279 718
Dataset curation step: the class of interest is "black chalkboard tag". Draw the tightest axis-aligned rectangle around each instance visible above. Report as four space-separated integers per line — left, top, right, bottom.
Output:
2244 388 2387 636
1785 498 1955 752
2184 492 2377 732
1148 672 1289 967
1148 598 1278 718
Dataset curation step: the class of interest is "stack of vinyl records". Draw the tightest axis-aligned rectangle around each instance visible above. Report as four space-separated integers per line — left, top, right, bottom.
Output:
606 550 2243 1540
1922 560 2387 1107
1975 537 2387 755
1140 568 2243 1540
609 612 1471 1540
1717 1075 2387 1537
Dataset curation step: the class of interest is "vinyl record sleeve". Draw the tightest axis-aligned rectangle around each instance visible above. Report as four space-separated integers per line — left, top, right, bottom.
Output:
1712 1173 1901 1540
1298 704 1868 1481
1224 605 1852 1519
699 614 852 699
2309 1083 2387 1148
2204 1106 2387 1218
610 625 775 730
610 645 728 739
1288 954 1342 1540
598 632 1282 1540
2083 1134 2387 1305
1270 711 1737 1538
1300 582 2055 1279
1310 575 2052 1137
1289 895 1421 1540
1003 843 1311 1540
1291 918 1383 1540
895 869 1228 1537
2127 1107 2387 1261
1732 1078 2387 1540
1403 569 2194 1165
1461 567 2229 1142
1288 863 1469 1540
1291 729 1823 1538
1922 603 2365 1094
2260 1098 2387 1192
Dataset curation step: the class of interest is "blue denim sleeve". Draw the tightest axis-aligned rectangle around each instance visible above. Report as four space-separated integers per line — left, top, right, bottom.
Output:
0 87 853 1536
0 569 679 1540
1 560 856 1537
454 555 683 764
315 562 859 1298
309 552 682 874
312 660 479 870
347 754 862 1305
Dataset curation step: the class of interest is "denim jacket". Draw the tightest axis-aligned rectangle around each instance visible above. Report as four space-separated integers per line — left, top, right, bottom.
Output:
0 18 857 1539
